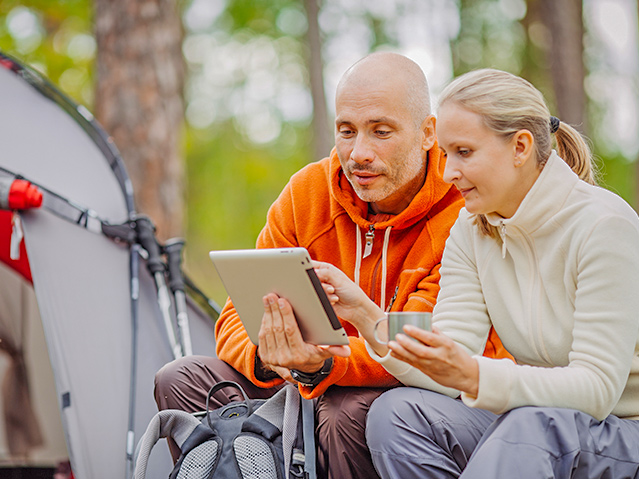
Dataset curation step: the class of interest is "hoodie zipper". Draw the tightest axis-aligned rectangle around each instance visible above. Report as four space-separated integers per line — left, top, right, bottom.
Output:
363 224 375 258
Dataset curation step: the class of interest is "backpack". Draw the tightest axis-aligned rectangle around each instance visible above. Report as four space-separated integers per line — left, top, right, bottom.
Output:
134 381 316 479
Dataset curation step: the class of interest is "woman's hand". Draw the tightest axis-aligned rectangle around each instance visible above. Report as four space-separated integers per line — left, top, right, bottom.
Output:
389 325 480 396
313 261 382 329
313 261 390 356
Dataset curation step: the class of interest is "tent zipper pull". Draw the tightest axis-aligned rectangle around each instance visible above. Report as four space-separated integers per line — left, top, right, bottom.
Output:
363 225 375 258
10 211 23 260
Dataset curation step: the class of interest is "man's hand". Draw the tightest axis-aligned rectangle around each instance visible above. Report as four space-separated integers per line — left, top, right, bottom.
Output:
257 293 350 375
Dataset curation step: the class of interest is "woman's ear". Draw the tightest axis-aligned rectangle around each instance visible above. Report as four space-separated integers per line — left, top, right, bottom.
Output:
513 129 534 167
421 115 437 152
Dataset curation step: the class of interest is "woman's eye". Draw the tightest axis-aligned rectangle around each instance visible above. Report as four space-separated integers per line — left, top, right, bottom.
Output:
458 149 471 157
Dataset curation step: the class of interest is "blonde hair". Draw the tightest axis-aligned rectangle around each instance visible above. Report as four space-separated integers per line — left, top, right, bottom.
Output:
438 69 596 236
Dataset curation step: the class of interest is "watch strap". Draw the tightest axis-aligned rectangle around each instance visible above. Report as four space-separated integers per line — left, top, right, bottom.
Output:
290 357 333 387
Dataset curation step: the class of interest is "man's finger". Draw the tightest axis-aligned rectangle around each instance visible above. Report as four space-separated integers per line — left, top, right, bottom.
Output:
276 297 306 349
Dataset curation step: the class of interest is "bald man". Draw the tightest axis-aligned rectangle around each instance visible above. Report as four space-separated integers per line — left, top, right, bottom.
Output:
155 52 509 479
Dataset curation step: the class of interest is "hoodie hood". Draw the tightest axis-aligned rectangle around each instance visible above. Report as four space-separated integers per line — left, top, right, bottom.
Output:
329 142 456 229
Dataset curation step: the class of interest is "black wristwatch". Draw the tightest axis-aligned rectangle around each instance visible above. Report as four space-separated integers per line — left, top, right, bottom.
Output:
290 358 333 387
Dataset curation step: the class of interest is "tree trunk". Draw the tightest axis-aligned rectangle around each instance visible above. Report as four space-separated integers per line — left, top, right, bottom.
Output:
304 0 332 160
538 0 587 133
94 0 185 240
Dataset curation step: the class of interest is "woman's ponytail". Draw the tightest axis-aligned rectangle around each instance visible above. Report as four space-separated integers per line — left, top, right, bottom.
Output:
553 121 597 186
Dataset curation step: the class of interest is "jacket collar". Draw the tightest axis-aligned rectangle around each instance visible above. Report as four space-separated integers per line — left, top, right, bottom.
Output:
485 151 579 234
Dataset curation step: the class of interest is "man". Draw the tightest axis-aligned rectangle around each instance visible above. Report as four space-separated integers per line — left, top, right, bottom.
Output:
155 52 510 479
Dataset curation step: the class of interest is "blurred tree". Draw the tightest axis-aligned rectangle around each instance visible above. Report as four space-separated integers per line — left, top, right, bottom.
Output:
94 0 186 240
304 0 332 159
538 0 587 132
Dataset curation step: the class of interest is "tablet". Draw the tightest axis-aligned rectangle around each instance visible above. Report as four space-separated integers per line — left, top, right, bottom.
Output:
209 247 349 346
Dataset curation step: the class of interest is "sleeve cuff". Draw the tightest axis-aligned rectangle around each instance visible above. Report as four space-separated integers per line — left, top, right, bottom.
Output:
461 355 513 413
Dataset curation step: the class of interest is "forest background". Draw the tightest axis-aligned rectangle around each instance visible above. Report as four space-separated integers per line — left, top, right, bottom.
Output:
1 0 638 306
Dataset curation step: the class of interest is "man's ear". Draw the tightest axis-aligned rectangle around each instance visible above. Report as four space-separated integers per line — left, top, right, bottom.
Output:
421 115 436 152
513 129 534 167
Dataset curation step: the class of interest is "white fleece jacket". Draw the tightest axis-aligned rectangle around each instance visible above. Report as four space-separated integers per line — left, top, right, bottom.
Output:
367 152 639 420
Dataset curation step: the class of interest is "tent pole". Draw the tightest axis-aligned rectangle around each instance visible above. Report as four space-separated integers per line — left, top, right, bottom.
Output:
135 216 183 360
164 238 193 356
126 243 141 479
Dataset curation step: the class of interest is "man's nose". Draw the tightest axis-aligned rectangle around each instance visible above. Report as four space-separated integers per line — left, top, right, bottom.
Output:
349 134 374 164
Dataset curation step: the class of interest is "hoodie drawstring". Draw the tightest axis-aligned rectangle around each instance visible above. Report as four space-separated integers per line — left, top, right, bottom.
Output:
380 226 392 311
354 224 362 286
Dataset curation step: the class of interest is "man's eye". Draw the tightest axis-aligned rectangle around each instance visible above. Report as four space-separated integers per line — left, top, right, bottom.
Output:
339 129 354 136
375 130 390 136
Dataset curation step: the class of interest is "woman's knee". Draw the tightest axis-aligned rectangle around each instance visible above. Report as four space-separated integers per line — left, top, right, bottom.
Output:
488 407 582 452
367 388 439 450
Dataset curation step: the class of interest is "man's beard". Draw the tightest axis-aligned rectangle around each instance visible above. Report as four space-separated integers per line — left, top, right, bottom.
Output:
344 149 424 203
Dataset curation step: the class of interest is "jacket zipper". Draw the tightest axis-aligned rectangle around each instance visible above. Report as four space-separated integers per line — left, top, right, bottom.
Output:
499 221 507 258
363 224 375 258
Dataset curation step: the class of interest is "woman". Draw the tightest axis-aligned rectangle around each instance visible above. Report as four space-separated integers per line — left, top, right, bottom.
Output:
311 69 639 478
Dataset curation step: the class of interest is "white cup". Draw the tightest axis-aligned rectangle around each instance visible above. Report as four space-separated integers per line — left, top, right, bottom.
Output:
374 311 432 345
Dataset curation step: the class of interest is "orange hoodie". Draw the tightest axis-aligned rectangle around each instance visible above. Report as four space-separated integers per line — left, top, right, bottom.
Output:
216 145 511 398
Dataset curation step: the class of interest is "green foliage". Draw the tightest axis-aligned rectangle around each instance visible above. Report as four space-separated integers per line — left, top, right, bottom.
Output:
183 122 313 303
596 153 636 207
0 0 94 106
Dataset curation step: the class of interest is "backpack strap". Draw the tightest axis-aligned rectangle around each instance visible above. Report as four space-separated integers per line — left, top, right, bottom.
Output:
134 409 201 479
301 397 317 479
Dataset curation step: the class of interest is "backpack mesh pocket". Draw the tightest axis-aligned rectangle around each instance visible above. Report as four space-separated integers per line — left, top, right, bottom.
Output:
234 435 278 479
177 439 219 479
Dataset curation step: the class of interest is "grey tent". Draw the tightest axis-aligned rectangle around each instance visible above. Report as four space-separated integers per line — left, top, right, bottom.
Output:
0 51 218 478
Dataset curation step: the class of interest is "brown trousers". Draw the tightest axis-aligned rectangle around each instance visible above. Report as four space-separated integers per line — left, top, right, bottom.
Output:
154 355 389 479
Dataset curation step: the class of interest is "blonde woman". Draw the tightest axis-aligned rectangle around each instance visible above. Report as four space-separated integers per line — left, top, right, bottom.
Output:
309 69 639 477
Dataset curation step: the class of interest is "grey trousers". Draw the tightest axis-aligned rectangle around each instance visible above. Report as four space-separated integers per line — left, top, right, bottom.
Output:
366 387 639 479
154 355 389 479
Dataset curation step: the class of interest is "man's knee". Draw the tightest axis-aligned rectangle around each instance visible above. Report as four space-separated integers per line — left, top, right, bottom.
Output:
317 388 365 437
154 355 229 411
155 356 192 391
316 387 387 445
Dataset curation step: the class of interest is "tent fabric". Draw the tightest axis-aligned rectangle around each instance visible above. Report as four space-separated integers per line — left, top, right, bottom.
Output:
0 52 218 477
